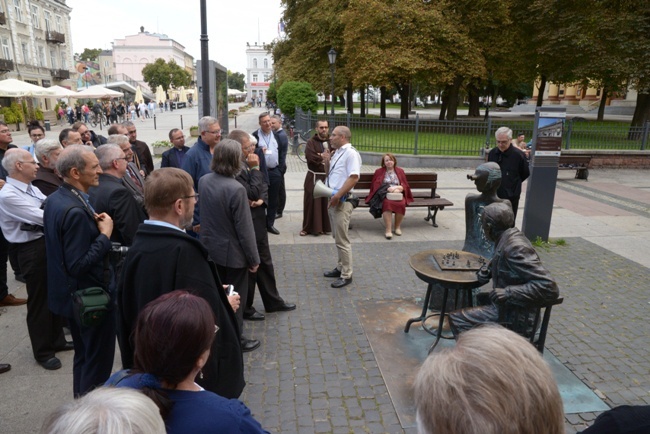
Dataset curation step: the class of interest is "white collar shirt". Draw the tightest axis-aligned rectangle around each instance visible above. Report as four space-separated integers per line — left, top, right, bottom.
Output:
326 143 362 191
0 177 46 243
257 128 279 169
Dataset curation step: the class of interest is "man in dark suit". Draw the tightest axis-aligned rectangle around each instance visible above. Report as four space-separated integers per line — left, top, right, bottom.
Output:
161 128 190 169
107 135 145 213
89 144 145 247
270 115 288 219
43 145 116 397
229 130 296 322
118 168 246 398
123 121 154 175
252 112 286 235
33 139 63 197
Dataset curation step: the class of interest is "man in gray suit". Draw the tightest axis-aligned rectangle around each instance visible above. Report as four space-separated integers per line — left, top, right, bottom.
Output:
198 139 261 353
106 134 146 214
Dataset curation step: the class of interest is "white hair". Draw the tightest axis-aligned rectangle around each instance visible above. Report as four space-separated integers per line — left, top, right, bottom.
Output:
495 126 513 140
40 387 165 434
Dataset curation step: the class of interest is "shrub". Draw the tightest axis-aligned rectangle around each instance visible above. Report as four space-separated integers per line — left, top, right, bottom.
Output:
277 81 317 118
0 102 24 128
151 140 172 148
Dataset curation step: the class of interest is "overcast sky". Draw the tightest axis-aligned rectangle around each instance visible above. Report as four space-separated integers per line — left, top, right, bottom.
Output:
66 0 283 75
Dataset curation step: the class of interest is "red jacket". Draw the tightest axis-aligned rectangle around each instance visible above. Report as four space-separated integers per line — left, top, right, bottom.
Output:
365 166 414 204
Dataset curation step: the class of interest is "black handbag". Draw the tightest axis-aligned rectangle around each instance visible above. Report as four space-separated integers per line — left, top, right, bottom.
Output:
72 287 111 328
347 193 360 209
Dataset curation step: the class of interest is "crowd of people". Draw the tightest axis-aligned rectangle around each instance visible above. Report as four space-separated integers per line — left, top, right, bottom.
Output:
0 114 644 433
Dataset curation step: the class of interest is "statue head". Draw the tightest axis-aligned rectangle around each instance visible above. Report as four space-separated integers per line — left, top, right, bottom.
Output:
481 202 514 241
467 162 501 193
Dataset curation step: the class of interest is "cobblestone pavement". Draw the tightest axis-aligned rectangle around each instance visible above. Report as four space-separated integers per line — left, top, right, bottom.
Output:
0 106 648 433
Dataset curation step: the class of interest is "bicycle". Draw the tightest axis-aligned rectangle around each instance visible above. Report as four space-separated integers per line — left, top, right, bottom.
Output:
89 112 108 128
289 125 310 163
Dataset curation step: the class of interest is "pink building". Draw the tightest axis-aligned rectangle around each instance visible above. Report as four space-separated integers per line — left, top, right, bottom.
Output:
112 26 194 89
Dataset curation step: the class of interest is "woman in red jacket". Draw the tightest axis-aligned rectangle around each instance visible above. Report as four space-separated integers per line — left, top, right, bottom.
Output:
366 153 413 239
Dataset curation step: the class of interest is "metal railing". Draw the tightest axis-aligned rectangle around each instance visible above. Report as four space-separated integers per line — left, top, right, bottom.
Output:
295 108 650 155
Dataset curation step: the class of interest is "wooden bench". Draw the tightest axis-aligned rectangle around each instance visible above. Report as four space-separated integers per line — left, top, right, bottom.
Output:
354 172 454 227
558 155 592 180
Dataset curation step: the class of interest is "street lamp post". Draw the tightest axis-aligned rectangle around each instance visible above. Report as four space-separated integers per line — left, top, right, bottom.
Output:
328 48 337 116
83 67 89 89
200 0 211 117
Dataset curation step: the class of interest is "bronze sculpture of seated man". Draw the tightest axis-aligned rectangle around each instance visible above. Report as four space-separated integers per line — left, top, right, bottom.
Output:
449 202 560 337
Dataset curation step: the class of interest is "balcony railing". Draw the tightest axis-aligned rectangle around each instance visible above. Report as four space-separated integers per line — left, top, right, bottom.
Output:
0 58 14 72
0 12 6 26
51 68 70 79
46 30 65 44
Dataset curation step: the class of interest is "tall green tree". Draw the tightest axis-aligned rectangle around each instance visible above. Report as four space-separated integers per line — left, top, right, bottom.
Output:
227 71 246 91
78 48 102 61
141 59 191 93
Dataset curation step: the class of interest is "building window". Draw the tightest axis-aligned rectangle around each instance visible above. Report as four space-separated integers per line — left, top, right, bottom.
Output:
21 42 28 64
55 15 62 32
104 60 109 67
37 46 45 67
50 49 57 68
264 73 270 82
252 74 258 82
44 11 51 31
60 53 67 69
14 0 23 22
2 38 12 60
253 58 257 68
31 5 39 28
264 58 268 68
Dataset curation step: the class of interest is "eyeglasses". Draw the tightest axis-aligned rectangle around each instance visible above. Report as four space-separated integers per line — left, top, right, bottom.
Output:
19 160 38 165
180 194 199 202
206 129 222 135
113 157 128 162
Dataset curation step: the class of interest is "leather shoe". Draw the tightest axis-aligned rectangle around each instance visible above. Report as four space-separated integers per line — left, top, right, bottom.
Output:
241 338 261 353
0 364 10 374
323 268 342 278
275 213 283 219
0 294 27 306
39 357 62 371
244 311 265 321
267 226 280 235
56 341 74 352
266 302 296 313
331 277 353 288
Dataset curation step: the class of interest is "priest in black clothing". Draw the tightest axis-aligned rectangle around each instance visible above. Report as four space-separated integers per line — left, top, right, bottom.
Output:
118 168 245 399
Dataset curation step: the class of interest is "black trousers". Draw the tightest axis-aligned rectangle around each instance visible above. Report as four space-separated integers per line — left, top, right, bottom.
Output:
15 237 67 362
216 264 249 337
0 230 8 300
266 167 282 228
246 208 285 315
277 174 286 215
68 306 116 397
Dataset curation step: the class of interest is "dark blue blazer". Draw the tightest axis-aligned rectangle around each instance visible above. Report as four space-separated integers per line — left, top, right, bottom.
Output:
44 184 113 318
161 146 190 169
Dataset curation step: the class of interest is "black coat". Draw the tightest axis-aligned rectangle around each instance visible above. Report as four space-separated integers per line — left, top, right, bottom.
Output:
161 146 190 169
487 145 530 199
89 174 146 246
118 224 245 399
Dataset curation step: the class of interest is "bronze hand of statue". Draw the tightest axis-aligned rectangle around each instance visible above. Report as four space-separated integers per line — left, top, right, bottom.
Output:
489 288 508 304
476 263 491 286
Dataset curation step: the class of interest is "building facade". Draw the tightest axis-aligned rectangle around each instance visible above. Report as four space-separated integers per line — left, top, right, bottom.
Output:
532 81 638 109
246 42 273 104
0 0 74 109
112 26 194 91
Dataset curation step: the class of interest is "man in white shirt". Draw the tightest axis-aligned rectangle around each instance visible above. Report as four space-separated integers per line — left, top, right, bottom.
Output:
0 149 70 371
322 126 361 288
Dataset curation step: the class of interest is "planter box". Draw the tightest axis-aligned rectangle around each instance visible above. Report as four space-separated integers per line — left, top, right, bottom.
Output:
190 129 199 137
153 147 170 156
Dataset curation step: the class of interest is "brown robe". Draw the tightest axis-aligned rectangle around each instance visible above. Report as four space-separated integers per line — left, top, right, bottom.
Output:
302 134 331 234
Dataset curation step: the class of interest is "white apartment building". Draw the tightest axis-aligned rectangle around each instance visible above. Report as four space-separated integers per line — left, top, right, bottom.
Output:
0 0 74 109
246 42 273 104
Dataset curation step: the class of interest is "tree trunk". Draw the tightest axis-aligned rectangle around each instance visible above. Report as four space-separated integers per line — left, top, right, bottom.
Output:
536 75 547 107
359 86 366 118
397 83 410 119
347 84 354 114
445 76 463 120
439 86 449 120
380 86 387 118
467 82 480 117
597 86 608 121
628 92 650 140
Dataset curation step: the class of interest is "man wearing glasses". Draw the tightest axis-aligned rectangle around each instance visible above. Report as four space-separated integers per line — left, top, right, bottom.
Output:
0 149 70 371
89 145 146 249
0 122 27 312
487 126 530 220
181 116 222 235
